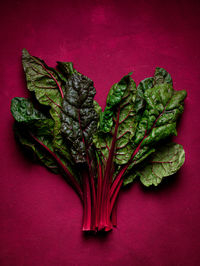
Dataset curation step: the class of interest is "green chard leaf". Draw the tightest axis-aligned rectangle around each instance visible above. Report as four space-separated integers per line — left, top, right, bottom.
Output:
22 48 65 106
93 67 186 188
11 97 78 179
123 67 186 185
11 97 47 122
134 67 172 121
133 78 187 147
61 72 98 164
14 123 61 174
93 74 138 165
22 49 73 159
134 77 154 115
93 100 102 117
11 97 59 173
138 142 185 186
154 67 172 85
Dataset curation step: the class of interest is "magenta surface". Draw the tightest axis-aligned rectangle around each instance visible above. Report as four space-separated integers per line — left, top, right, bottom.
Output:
1 0 200 265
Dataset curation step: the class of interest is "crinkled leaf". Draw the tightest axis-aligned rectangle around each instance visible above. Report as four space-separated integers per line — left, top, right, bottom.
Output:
124 142 185 187
138 142 185 186
135 77 154 115
93 100 102 117
94 67 186 187
154 67 172 85
93 74 138 165
14 123 60 174
11 97 55 137
133 67 186 149
22 48 65 107
11 97 79 179
11 98 60 173
11 97 47 122
134 67 172 119
125 67 186 178
22 49 72 160
99 73 134 133
134 83 187 147
61 72 98 163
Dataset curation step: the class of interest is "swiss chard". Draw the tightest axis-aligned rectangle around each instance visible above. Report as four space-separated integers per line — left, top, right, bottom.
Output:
61 72 98 230
11 50 187 233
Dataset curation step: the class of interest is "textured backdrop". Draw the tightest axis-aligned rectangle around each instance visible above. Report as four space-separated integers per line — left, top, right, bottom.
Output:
0 0 199 265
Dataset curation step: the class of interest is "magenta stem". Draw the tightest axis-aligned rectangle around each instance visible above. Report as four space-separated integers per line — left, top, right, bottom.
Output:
82 169 92 231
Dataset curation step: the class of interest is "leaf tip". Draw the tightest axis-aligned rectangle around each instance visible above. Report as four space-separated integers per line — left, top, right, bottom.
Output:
22 48 29 56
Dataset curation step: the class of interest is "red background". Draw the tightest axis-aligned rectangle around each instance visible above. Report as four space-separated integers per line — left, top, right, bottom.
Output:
1 0 199 265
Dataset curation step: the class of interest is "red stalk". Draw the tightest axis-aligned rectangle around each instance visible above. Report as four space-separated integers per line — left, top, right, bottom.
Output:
89 172 97 230
84 144 97 230
104 165 115 231
111 197 118 227
31 133 83 201
110 136 146 200
82 169 92 231
110 167 127 199
96 162 103 226
110 178 123 214
108 137 149 219
98 109 120 230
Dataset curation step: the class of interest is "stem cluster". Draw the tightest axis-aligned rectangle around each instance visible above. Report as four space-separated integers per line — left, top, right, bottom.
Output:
81 109 144 232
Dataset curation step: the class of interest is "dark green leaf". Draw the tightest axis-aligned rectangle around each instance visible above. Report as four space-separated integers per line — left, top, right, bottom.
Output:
124 68 186 182
57 61 78 77
61 72 98 163
135 77 154 115
11 97 46 122
14 123 60 174
134 82 187 147
154 67 172 85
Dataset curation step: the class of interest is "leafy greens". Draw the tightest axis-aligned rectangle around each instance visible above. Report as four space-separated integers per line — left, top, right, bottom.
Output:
11 49 187 232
